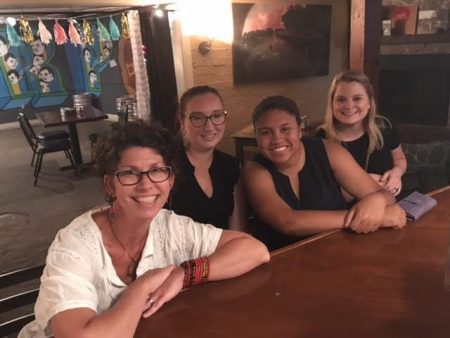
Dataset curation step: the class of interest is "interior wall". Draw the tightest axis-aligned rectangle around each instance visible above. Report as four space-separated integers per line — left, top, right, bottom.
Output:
0 1 161 10
185 0 349 154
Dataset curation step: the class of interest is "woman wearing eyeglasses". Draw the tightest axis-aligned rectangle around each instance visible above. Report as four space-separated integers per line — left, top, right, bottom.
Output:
171 85 248 231
20 123 269 338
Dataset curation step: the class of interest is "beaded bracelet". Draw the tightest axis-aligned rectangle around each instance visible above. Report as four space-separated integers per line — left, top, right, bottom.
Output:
180 256 210 289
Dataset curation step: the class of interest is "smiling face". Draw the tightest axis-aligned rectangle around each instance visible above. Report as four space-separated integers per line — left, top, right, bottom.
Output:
104 146 174 221
332 81 371 128
5 56 17 69
181 92 225 152
255 109 302 167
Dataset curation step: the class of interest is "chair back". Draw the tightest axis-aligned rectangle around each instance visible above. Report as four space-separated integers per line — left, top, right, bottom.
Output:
0 264 44 337
17 112 38 150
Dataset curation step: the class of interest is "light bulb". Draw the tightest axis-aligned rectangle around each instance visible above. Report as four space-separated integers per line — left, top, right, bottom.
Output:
154 6 164 18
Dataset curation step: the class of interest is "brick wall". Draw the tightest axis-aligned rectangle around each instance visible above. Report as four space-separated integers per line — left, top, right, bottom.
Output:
187 0 349 154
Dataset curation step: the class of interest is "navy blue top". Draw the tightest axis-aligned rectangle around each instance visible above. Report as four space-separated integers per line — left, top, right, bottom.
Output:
171 149 240 229
251 137 347 251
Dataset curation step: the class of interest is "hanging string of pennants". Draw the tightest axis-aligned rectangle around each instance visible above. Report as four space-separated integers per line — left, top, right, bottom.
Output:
3 12 130 47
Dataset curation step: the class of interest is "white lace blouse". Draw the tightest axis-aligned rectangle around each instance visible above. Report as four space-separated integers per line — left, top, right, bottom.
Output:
19 208 222 338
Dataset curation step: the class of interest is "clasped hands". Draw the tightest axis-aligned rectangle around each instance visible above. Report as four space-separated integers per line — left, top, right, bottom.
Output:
343 192 406 234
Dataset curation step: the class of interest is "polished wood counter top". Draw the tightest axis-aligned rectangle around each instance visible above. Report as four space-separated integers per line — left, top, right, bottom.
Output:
135 187 450 338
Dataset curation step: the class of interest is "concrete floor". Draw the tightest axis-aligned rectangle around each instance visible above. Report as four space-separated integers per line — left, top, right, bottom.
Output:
0 117 114 274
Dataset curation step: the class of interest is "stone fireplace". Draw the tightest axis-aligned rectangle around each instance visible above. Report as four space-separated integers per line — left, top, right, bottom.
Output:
379 53 450 128
377 52 450 193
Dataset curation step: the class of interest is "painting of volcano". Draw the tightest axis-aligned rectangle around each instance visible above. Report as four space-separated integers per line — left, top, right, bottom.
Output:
232 3 331 84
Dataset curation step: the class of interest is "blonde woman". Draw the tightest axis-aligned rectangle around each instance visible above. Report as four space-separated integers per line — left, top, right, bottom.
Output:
316 70 407 196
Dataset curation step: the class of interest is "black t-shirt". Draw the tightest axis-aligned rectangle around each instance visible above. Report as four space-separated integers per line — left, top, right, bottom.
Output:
315 124 400 175
171 149 240 229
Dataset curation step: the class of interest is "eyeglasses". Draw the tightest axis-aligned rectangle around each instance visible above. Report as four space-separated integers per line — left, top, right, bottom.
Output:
114 166 172 186
185 110 227 127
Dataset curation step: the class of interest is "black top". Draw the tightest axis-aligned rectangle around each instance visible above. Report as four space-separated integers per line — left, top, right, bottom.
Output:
171 149 240 229
315 124 400 174
251 137 347 251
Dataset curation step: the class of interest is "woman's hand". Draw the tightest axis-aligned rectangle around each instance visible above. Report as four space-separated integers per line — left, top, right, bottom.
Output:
142 267 184 318
344 192 387 234
381 204 407 229
378 169 403 196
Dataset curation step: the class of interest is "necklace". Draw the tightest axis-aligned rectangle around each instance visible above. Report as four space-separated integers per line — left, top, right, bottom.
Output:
107 209 145 268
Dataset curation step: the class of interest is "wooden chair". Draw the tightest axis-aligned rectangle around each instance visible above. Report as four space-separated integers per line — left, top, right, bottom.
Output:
0 265 45 337
17 112 78 186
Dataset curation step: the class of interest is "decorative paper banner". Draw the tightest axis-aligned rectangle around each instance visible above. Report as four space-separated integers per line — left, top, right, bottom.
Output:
38 19 53 44
19 17 34 44
6 22 21 47
97 18 111 42
121 12 130 38
68 19 81 46
53 20 68 45
0 10 138 46
83 19 94 45
109 16 120 41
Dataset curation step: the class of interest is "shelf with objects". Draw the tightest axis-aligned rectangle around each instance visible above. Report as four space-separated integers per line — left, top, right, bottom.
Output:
381 32 450 45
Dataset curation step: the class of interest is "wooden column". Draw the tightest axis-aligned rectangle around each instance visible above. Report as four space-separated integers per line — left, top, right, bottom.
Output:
350 0 382 98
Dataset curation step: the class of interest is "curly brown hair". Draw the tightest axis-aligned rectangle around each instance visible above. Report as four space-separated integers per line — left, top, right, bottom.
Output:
93 122 181 201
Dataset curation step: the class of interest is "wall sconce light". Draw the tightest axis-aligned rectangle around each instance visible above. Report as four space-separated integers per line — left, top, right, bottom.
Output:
198 39 212 55
154 5 164 18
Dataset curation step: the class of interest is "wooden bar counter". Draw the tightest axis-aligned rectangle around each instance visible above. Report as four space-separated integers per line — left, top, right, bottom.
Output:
135 187 450 338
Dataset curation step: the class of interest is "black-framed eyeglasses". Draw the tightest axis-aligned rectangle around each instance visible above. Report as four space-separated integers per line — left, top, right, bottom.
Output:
185 110 227 127
114 166 172 186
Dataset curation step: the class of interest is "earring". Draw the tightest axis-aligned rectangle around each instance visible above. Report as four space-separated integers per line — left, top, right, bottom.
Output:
105 194 116 205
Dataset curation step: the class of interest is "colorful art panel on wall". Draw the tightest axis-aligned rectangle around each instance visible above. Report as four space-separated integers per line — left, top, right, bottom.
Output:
0 28 68 109
0 14 133 114
64 21 116 98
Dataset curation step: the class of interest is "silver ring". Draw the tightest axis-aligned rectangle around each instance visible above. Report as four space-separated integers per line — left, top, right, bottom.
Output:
147 298 155 308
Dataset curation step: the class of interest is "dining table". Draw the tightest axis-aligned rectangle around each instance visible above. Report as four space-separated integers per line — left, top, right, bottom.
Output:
135 186 450 338
34 106 108 166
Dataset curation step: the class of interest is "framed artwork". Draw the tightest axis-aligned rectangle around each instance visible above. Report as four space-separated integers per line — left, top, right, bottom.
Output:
417 9 449 34
392 5 418 35
232 3 331 84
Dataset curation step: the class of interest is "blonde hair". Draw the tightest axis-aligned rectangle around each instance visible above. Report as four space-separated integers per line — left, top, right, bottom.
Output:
322 70 389 155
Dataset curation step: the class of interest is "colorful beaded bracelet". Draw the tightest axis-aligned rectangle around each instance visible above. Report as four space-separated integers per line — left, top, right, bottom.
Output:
180 256 210 289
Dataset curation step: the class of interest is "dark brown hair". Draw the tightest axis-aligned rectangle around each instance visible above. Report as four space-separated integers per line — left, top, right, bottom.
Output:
252 95 302 126
93 122 181 190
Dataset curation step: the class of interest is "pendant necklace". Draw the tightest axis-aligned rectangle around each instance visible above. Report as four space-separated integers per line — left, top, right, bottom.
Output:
108 209 144 279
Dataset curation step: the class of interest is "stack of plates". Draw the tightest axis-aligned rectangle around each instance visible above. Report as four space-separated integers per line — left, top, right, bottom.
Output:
73 93 92 108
